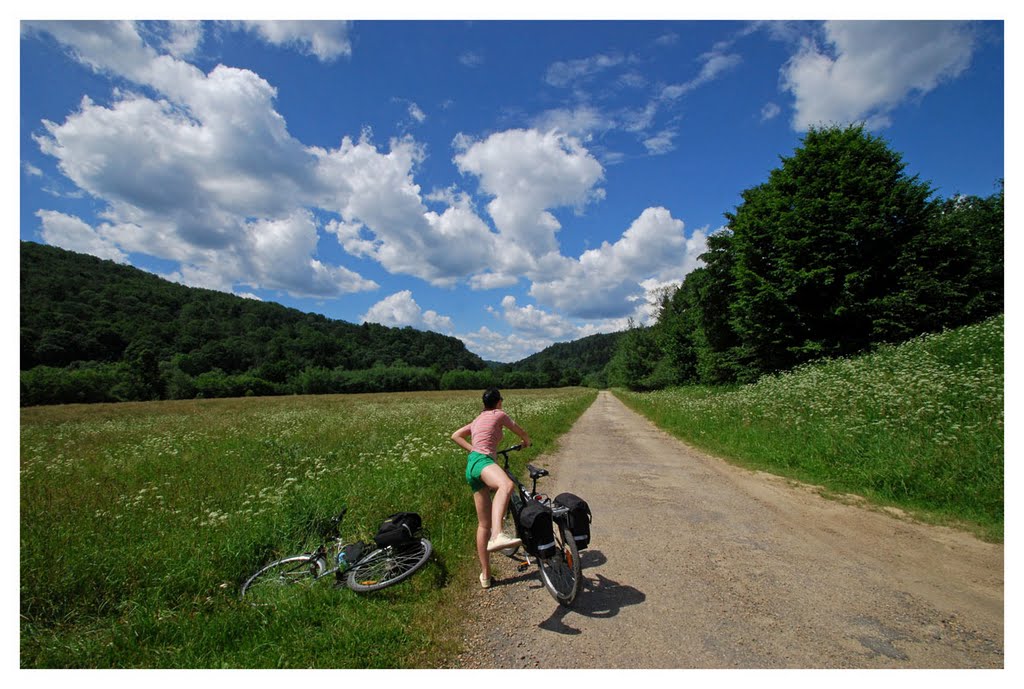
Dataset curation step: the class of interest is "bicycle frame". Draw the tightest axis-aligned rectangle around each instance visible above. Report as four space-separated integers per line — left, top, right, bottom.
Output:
499 445 569 522
497 445 581 606
298 509 347 576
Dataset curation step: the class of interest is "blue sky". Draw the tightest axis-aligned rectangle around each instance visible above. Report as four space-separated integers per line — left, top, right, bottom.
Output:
17 13 1006 362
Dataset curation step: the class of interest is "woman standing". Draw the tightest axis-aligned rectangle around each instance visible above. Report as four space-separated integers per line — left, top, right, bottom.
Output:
451 388 531 588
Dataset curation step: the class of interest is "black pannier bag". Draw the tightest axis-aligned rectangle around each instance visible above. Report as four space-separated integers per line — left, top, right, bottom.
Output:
517 500 556 558
554 492 592 550
373 512 422 548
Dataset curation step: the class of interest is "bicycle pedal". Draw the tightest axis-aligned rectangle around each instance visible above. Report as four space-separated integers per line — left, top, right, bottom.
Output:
516 562 530 572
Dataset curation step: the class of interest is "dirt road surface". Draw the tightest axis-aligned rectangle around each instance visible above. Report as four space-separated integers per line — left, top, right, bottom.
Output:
452 391 1003 669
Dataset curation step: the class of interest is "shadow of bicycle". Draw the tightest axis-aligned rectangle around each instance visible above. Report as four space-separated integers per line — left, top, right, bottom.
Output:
537 550 646 635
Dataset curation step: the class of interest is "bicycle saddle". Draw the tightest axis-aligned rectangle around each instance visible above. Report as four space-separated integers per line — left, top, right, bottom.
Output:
527 464 549 479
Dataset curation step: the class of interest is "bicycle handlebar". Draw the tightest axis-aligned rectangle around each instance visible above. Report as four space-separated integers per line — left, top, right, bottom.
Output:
323 508 347 539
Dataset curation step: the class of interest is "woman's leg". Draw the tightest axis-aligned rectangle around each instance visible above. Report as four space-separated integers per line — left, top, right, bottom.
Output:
472 487 493 577
479 463 515 542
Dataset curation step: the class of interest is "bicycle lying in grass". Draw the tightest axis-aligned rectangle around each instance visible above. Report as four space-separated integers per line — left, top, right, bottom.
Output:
240 508 432 603
497 445 587 607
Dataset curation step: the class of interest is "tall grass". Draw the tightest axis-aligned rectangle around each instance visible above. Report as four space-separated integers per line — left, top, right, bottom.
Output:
617 316 1003 541
20 387 597 667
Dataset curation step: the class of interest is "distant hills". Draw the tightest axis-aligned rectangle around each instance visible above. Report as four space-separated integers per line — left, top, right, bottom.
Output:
502 332 621 383
20 242 619 404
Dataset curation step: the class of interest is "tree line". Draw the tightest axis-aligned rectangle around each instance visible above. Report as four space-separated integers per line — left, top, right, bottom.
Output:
608 125 1003 390
20 241 621 406
20 244 462 405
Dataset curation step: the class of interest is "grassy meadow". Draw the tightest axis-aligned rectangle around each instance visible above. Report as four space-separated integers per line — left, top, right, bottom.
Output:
617 315 1004 541
20 387 597 668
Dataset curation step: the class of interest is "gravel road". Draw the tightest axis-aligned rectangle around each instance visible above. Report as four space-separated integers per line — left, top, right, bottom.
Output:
450 391 1003 669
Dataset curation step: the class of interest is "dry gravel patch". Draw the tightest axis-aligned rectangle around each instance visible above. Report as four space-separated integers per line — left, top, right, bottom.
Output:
448 391 1003 669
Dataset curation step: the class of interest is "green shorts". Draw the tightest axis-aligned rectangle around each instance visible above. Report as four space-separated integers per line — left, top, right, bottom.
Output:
465 451 496 492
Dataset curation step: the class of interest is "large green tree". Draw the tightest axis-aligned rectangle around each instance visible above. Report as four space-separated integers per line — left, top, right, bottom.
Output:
884 183 1004 339
613 127 1002 391
725 125 935 378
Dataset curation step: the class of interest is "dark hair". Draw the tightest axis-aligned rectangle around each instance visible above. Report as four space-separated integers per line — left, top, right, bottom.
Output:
482 387 503 410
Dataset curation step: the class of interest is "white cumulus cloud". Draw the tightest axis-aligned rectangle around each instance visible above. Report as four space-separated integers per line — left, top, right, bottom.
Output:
317 133 500 287
454 128 605 258
528 207 709 319
361 291 455 333
781 20 977 130
36 210 128 263
498 296 579 340
236 20 352 62
28 21 505 298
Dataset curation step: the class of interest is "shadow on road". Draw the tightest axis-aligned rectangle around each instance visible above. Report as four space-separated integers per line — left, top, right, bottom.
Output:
537 550 646 636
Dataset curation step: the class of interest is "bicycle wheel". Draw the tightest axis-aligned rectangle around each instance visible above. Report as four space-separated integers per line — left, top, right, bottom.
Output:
240 554 328 603
537 523 581 606
346 538 433 592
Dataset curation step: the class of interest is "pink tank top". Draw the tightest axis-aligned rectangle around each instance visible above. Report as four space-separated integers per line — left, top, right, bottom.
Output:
467 409 513 457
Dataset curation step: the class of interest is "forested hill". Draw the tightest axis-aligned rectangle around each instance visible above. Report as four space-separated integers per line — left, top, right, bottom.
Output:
503 332 622 383
20 241 489 404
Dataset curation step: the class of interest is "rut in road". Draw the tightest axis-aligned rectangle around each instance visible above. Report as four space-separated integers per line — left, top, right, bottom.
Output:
453 391 1003 669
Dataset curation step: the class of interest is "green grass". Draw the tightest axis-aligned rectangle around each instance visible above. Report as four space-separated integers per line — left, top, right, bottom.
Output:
617 316 1004 542
20 387 598 667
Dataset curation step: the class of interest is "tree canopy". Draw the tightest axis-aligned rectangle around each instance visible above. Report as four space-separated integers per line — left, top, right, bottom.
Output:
612 125 1003 389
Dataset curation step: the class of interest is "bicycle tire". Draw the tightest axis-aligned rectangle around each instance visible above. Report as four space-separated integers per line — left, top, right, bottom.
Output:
537 523 581 606
240 554 327 602
345 538 433 592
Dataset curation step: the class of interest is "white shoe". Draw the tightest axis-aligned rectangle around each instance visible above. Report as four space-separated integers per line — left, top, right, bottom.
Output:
479 572 492 589
487 533 522 552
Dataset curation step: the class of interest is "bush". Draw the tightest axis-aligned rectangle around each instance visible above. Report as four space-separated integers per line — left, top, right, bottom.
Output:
21 363 128 406
193 370 279 399
440 369 499 390
335 366 440 394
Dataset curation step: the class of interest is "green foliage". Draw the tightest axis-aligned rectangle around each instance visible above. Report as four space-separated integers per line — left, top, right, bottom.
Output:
20 363 128 405
439 368 499 391
502 332 622 386
581 368 609 389
494 369 549 389
606 320 665 391
20 242 487 405
726 124 935 377
885 184 1004 338
617 316 1004 541
20 243 623 404
293 366 442 395
20 388 597 667
612 126 1004 391
193 370 282 399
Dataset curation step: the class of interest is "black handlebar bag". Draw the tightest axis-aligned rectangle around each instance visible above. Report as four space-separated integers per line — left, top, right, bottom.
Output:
554 492 591 550
517 501 556 558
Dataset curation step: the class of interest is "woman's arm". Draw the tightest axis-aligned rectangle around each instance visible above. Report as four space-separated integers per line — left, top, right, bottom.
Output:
451 423 473 453
506 418 531 448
